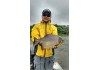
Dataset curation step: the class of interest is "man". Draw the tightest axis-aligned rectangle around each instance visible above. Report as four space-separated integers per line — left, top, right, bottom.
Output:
31 9 58 70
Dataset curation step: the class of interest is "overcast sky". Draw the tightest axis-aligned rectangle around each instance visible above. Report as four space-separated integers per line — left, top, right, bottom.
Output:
30 0 69 25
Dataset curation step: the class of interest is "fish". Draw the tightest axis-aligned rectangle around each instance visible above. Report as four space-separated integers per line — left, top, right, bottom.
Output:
33 34 64 49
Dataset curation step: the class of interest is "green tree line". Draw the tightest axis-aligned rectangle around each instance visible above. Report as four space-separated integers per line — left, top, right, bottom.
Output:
54 24 69 36
30 24 69 37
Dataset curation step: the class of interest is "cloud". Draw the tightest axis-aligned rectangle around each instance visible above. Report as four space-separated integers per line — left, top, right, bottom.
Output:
30 0 69 25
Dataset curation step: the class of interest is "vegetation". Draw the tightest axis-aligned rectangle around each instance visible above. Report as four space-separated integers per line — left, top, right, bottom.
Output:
30 24 69 37
54 24 69 36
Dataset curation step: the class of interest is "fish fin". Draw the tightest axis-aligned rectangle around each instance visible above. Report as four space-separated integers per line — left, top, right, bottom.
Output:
41 46 45 50
39 43 45 50
34 37 38 41
33 37 39 46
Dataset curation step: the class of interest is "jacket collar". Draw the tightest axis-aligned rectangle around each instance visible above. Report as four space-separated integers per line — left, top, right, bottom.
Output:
40 20 51 24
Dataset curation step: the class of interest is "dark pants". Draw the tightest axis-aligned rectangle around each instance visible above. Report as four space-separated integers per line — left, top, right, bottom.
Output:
34 56 54 70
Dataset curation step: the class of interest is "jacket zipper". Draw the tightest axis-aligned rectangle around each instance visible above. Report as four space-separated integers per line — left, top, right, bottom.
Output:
44 23 47 69
44 23 47 57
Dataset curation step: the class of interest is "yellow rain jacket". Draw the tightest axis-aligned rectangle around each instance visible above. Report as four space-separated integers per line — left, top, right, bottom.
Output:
31 21 58 57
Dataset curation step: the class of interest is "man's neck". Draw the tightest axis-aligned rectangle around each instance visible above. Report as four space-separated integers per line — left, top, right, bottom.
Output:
43 21 49 24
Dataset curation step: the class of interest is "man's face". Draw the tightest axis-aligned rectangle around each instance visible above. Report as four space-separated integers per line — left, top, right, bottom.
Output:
42 16 51 22
42 12 51 22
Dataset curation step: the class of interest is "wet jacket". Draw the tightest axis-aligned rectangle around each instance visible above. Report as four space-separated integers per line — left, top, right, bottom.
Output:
31 21 58 57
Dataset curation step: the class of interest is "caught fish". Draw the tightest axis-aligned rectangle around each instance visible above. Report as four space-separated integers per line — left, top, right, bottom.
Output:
33 34 64 49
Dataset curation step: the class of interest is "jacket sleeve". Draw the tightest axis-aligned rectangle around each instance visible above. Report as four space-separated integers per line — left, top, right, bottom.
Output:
31 24 40 42
51 25 58 35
